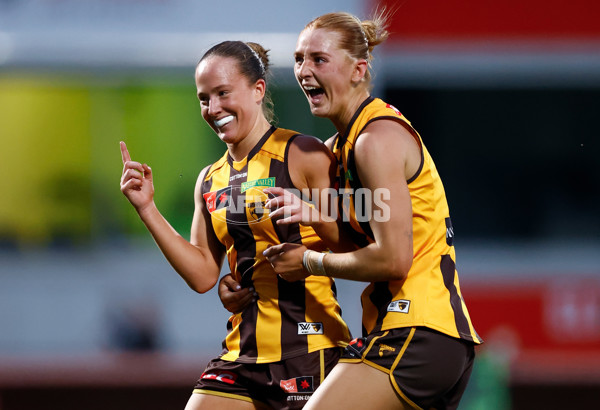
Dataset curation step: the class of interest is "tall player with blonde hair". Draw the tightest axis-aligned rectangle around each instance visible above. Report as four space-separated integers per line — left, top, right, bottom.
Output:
220 11 482 410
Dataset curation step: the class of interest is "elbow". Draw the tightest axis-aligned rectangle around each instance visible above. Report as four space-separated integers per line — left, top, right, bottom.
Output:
385 241 413 281
385 256 412 282
185 273 218 294
189 282 213 294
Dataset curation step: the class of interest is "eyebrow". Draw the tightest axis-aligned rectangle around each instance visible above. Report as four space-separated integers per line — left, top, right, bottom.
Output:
197 84 229 98
294 50 330 58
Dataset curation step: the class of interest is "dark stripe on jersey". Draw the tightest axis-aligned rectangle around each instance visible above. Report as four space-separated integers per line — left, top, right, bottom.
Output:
249 125 276 158
268 140 307 354
331 132 340 159
407 146 424 185
225 164 259 359
283 134 299 197
200 172 214 205
440 254 474 342
367 281 394 335
201 173 231 354
270 133 302 245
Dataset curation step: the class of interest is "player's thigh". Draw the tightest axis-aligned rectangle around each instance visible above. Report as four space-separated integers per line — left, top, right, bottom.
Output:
304 362 414 410
185 392 267 410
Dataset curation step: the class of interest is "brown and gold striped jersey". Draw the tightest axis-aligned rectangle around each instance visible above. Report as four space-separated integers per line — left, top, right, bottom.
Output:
201 126 351 364
332 97 482 344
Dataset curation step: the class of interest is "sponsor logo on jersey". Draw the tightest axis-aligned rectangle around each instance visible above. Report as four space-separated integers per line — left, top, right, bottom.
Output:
445 217 454 246
203 185 272 225
378 343 396 357
280 376 314 393
387 299 410 314
297 322 323 335
230 172 247 181
203 186 232 214
200 370 237 385
386 103 402 116
241 177 275 193
287 395 310 402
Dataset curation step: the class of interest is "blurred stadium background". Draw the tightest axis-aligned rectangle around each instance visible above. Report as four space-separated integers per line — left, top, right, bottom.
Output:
1 0 599 408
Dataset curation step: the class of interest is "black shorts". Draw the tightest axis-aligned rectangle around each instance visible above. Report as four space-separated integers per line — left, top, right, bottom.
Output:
193 348 341 410
340 327 475 410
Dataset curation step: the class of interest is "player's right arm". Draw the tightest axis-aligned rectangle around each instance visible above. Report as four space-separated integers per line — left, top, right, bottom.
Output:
120 142 224 293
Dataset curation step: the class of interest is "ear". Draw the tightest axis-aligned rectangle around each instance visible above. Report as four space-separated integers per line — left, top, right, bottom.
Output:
254 78 266 102
351 59 369 83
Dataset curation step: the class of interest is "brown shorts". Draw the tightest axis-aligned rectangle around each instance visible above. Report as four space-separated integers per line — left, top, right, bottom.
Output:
340 327 475 410
193 348 341 410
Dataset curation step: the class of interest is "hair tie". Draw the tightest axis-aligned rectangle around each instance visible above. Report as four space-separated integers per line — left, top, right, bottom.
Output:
245 43 265 76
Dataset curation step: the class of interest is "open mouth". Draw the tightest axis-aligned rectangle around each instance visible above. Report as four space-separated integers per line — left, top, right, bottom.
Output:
214 115 234 128
304 86 325 101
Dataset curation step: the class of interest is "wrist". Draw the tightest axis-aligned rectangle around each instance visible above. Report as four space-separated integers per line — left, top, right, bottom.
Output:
137 201 158 220
302 250 328 277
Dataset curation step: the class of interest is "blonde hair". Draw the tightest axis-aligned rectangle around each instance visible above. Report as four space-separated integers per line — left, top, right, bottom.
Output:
303 10 390 85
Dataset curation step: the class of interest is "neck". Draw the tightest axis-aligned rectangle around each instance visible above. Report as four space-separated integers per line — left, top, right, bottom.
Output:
227 116 271 162
331 90 371 135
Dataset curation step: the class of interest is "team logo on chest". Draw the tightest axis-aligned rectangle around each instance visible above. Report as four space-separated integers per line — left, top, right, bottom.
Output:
246 200 267 221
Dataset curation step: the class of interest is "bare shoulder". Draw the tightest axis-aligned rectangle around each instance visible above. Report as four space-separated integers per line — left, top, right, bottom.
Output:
355 119 421 179
288 134 335 166
288 135 336 190
358 119 419 152
290 134 332 155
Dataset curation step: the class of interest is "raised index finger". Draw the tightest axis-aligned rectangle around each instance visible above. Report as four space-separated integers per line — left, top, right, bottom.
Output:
120 141 131 164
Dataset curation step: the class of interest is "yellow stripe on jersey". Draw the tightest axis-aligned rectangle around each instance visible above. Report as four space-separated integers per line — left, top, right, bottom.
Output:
203 126 351 364
332 97 482 344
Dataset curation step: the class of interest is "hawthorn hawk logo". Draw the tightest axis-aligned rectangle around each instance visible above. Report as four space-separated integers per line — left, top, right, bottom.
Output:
297 322 323 335
246 200 267 221
387 299 410 314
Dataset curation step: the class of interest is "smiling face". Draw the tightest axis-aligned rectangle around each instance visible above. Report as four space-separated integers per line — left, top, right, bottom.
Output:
195 55 265 146
294 28 368 130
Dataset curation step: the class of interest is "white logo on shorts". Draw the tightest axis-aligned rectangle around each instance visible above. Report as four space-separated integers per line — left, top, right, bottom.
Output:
297 322 324 335
387 300 410 314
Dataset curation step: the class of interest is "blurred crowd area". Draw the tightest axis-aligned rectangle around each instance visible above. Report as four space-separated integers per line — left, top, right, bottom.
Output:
1 0 599 409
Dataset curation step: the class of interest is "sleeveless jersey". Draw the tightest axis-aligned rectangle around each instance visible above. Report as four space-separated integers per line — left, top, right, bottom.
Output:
201 126 351 364
332 97 482 344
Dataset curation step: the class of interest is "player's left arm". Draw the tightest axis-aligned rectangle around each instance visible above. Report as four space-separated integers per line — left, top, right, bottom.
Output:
266 120 421 282
268 135 354 252
318 119 420 282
